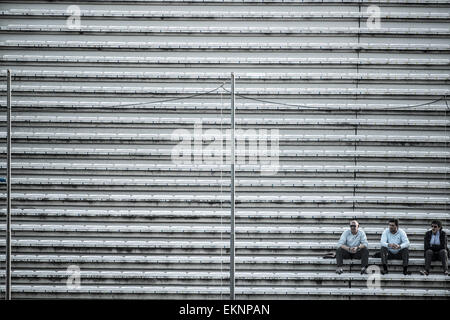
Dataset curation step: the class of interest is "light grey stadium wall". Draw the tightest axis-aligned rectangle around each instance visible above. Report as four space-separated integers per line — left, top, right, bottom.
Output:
0 0 449 299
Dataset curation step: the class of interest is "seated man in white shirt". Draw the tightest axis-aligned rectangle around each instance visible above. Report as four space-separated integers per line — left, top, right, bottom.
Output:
336 220 369 275
380 219 410 275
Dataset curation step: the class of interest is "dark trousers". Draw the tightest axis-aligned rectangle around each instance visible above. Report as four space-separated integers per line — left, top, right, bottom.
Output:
380 246 409 267
425 249 448 272
336 247 369 268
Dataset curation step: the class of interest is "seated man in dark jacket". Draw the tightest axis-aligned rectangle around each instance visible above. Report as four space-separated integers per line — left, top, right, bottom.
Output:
420 220 448 276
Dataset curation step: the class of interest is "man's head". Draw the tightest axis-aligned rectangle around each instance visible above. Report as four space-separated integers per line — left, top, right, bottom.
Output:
349 220 359 233
431 220 442 234
388 219 399 233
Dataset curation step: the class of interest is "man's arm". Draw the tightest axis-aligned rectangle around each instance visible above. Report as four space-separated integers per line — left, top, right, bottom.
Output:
359 231 369 249
400 229 410 249
443 231 448 251
338 231 350 251
341 244 351 251
380 229 389 248
424 231 430 252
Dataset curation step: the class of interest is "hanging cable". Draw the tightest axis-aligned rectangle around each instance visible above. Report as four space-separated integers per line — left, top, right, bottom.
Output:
85 83 226 109
221 86 447 110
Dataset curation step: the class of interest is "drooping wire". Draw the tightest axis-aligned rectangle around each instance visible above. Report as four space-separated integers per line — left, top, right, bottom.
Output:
221 86 448 110
91 83 226 109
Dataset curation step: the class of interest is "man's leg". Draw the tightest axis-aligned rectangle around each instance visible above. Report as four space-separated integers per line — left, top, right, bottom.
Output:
438 249 448 274
336 248 347 267
381 247 389 273
353 248 369 273
400 248 409 267
400 248 410 275
336 248 350 273
424 249 434 273
355 248 369 267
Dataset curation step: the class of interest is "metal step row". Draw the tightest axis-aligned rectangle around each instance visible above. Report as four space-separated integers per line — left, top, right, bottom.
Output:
5 177 448 189
2 208 447 225
3 116 449 127
1 208 447 219
0 223 445 235
3 132 449 144
2 148 448 160
1 100 447 112
3 25 450 35
2 8 448 20
3 41 450 52
1 254 444 267
1 256 444 273
2 163 447 174
3 69 450 81
3 0 445 4
0 239 436 251
2 85 449 96
0 271 447 289
3 55 449 66
0 285 447 300
1 193 448 205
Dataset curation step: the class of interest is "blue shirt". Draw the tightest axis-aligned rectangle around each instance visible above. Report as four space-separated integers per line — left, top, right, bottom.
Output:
381 228 410 254
430 231 441 246
337 229 369 249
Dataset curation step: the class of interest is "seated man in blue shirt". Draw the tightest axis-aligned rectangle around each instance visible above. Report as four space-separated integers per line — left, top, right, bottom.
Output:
380 219 410 275
420 220 448 276
336 220 369 275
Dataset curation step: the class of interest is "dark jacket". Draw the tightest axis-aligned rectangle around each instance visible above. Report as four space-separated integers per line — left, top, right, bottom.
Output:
424 229 448 258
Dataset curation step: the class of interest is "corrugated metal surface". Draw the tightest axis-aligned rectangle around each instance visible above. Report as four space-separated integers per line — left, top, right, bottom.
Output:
0 0 449 299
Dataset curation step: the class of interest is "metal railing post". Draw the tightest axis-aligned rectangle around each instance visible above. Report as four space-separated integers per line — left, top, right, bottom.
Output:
230 72 235 300
6 69 12 300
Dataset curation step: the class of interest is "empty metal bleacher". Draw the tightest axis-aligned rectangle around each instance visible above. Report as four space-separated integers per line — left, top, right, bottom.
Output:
0 0 449 299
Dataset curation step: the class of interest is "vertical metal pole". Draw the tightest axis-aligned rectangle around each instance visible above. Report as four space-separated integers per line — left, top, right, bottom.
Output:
6 69 11 300
230 72 235 300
